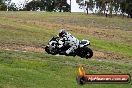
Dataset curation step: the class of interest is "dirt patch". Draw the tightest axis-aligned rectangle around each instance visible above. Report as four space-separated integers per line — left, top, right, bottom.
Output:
22 46 43 52
93 51 107 59
93 50 122 60
0 24 15 30
0 42 123 60
1 43 132 64
0 43 44 53
0 23 37 34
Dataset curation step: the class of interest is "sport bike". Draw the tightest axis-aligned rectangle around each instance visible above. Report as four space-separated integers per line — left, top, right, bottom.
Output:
44 36 93 59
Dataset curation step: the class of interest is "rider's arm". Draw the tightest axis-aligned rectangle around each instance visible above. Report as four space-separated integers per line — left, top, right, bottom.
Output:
58 38 64 48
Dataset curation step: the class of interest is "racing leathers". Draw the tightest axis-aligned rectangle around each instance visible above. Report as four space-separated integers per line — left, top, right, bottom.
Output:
58 32 79 55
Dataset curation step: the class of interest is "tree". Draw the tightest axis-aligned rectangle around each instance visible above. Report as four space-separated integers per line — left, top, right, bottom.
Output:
70 0 71 12
0 0 6 10
113 1 120 15
0 0 18 11
127 3 132 18
0 0 2 3
76 0 85 9
95 0 102 15
120 0 132 18
76 0 95 14
8 2 17 11
4 0 11 11
24 0 42 11
85 0 95 14
24 0 70 12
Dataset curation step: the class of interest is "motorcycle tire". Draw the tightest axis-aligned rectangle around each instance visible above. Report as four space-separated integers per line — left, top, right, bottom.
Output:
84 47 93 59
45 46 58 55
45 46 50 54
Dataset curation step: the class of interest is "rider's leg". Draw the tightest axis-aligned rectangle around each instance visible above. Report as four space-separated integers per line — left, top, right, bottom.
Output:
66 46 77 55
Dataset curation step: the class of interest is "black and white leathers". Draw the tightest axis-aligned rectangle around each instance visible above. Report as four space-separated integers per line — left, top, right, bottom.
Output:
58 31 79 54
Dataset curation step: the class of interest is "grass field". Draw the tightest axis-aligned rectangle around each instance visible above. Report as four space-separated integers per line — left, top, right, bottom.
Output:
0 11 132 88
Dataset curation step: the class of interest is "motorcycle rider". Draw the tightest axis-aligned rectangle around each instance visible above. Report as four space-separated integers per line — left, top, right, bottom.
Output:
58 29 80 56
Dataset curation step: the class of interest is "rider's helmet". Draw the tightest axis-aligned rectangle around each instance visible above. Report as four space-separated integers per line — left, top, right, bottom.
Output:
59 29 67 38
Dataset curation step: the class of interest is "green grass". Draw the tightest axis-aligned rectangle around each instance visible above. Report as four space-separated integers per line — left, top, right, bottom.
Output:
73 33 132 59
0 50 132 88
0 12 131 58
0 12 132 88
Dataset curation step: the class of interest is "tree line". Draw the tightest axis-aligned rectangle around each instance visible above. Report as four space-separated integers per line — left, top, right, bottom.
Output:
0 0 132 18
77 0 132 18
24 0 70 12
0 0 70 12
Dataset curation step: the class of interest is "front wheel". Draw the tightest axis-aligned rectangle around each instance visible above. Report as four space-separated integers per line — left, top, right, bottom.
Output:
84 47 93 59
78 47 93 59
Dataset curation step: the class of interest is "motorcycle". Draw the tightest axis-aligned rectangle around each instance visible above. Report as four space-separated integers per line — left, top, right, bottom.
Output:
44 36 93 59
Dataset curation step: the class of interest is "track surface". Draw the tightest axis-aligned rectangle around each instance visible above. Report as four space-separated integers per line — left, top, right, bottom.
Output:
0 43 131 64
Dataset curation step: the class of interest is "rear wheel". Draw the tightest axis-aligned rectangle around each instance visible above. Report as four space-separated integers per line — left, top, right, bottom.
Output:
45 46 58 55
45 46 50 54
